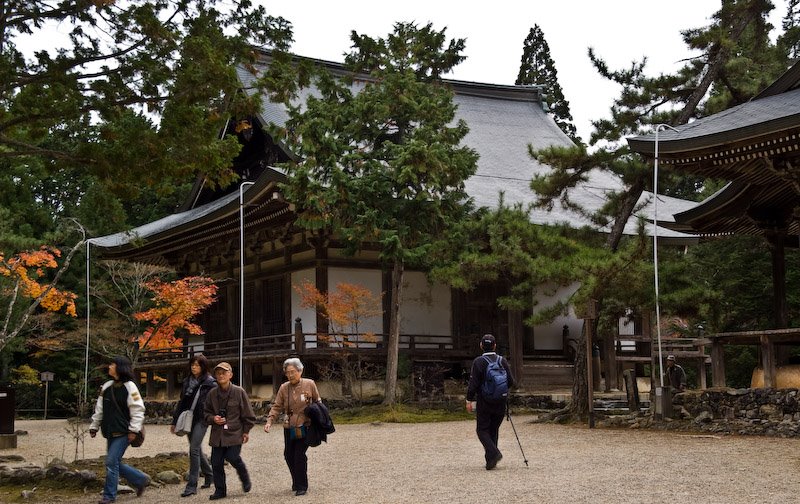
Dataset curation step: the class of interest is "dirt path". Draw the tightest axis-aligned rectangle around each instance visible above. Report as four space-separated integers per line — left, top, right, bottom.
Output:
6 418 800 503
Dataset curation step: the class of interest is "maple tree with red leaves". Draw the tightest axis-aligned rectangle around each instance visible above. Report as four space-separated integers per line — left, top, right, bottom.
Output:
295 280 382 348
295 280 383 398
132 276 218 357
0 245 81 353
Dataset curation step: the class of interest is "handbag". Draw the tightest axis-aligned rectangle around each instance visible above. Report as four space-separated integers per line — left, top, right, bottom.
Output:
131 425 145 447
109 384 145 448
175 385 202 436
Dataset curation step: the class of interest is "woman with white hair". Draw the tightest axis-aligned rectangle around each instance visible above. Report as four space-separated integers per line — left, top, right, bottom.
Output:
264 357 321 496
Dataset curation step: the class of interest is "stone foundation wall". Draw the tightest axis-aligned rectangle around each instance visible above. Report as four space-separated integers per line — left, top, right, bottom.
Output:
670 388 800 437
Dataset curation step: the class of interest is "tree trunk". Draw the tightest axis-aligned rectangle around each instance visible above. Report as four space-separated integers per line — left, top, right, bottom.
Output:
568 320 592 420
383 258 404 405
606 177 645 253
507 309 524 388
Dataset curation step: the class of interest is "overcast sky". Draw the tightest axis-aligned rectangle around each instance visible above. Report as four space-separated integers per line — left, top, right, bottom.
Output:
261 0 789 142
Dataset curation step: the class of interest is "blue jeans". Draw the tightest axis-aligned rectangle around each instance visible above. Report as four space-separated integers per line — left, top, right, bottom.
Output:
103 435 149 501
186 423 212 491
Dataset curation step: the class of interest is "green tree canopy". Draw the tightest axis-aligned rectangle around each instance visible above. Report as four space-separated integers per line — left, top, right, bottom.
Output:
2 0 293 203
277 22 479 404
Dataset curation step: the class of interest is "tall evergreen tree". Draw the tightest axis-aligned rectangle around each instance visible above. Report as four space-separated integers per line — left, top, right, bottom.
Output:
277 22 478 405
516 25 578 142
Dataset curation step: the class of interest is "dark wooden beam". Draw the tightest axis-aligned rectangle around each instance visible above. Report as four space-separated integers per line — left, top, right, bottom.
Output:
761 334 776 388
711 340 726 387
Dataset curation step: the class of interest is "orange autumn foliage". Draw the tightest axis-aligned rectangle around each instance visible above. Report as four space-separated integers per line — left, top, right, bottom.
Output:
133 276 217 352
0 246 78 317
295 280 382 348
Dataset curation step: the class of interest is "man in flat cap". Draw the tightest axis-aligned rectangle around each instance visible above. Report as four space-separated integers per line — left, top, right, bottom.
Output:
203 362 255 500
665 355 687 392
466 334 515 470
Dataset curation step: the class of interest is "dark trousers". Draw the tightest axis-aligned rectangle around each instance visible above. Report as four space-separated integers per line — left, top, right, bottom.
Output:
476 405 504 463
283 428 310 491
210 444 250 496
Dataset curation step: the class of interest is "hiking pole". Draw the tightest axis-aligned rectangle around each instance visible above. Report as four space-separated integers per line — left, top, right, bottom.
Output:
506 402 529 467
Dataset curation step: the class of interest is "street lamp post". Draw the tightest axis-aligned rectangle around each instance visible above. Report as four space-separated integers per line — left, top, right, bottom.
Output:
653 123 678 389
239 181 255 386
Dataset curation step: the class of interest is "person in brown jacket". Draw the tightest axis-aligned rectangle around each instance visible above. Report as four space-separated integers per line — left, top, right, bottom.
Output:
203 362 255 500
264 357 321 496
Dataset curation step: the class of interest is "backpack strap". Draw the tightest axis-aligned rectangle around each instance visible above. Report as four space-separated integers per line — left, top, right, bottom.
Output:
483 354 501 365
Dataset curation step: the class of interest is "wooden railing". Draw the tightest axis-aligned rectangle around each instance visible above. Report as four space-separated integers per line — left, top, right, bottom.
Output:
137 333 294 363
137 332 466 364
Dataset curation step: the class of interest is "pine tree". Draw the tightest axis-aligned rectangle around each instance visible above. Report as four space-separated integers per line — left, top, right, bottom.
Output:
516 25 578 142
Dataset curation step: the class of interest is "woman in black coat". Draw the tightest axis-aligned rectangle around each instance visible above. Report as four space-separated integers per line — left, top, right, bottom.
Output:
171 354 217 497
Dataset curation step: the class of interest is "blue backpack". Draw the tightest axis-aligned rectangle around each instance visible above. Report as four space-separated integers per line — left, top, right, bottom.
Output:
481 355 509 402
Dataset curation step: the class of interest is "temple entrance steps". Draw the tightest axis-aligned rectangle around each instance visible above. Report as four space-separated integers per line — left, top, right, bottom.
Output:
520 357 574 391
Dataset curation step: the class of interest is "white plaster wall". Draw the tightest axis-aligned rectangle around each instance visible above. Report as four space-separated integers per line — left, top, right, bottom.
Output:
532 282 583 351
187 334 205 352
327 267 383 335
618 313 636 351
399 271 451 336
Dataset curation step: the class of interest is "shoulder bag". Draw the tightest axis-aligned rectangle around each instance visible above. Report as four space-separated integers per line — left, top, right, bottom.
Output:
175 385 202 436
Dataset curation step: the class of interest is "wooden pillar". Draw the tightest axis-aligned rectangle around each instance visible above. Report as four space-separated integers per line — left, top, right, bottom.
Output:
272 356 281 397
315 242 329 340
145 370 155 398
166 369 177 399
761 334 775 388
294 318 305 352
698 357 707 390
767 230 789 330
582 300 598 428
507 309 524 388
603 331 617 391
243 360 253 394
226 284 237 341
711 340 726 387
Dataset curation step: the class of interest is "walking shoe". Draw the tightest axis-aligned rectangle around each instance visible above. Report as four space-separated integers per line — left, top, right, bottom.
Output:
242 480 252 493
486 452 503 470
136 477 151 497
201 476 213 489
295 490 307 496
181 489 197 497
98 498 114 504
209 493 226 500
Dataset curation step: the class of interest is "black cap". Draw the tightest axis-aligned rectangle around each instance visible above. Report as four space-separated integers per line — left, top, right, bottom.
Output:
481 334 496 349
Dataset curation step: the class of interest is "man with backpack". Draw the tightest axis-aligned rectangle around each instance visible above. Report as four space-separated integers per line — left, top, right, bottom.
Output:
466 334 515 470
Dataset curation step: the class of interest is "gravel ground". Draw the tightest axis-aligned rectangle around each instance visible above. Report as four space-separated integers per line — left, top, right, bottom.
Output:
6 417 800 504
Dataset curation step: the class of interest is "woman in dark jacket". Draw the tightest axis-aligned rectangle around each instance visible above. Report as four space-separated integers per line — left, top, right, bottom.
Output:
171 354 217 497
